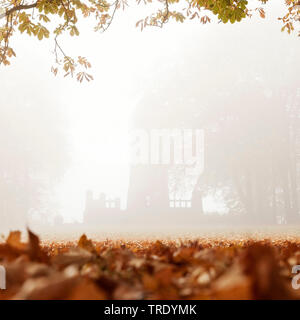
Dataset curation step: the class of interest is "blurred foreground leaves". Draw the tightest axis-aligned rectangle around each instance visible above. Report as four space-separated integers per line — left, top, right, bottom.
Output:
1 230 300 299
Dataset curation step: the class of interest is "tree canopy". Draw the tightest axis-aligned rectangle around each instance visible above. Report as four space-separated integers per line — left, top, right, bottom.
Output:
0 0 299 81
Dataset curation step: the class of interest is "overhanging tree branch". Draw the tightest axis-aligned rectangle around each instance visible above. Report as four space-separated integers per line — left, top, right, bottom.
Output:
0 3 37 19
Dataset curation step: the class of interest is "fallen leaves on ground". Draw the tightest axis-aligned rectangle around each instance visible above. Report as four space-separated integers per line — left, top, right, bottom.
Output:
0 230 300 300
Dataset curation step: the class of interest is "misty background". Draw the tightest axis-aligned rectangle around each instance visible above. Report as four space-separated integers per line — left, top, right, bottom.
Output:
0 1 299 234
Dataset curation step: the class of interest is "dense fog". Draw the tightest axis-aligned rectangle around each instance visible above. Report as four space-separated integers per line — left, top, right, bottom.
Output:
0 1 299 235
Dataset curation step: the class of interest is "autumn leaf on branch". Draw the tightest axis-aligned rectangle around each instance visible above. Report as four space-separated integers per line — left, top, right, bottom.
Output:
0 0 298 81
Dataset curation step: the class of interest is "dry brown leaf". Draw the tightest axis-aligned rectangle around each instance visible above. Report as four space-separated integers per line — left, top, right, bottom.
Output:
212 264 252 300
78 234 97 254
27 229 49 264
67 278 107 300
6 231 27 251
13 273 80 300
51 248 93 268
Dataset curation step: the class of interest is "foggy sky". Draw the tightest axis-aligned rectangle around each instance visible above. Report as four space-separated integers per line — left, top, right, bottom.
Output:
0 0 299 223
